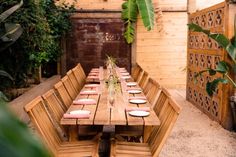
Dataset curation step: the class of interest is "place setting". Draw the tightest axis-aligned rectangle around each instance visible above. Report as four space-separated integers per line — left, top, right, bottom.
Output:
63 109 91 119
125 106 150 117
73 98 97 105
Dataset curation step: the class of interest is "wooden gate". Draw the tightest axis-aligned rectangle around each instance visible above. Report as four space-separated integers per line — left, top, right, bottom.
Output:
187 2 236 129
65 14 131 75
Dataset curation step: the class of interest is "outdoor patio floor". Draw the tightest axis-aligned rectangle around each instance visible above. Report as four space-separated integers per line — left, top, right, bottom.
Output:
160 89 236 157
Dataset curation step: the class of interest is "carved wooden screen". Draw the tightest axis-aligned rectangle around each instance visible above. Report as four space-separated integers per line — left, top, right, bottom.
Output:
187 2 235 127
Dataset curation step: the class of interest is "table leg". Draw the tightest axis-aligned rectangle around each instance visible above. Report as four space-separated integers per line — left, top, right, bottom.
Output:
68 125 78 141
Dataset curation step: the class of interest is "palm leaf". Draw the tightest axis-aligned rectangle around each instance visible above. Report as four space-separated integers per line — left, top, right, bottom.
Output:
124 21 135 44
122 0 138 22
188 23 236 61
0 0 23 23
0 70 13 81
136 0 154 30
206 78 228 96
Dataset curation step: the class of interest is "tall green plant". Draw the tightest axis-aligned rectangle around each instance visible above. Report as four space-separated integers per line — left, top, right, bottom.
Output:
188 15 236 96
122 0 154 44
0 0 75 90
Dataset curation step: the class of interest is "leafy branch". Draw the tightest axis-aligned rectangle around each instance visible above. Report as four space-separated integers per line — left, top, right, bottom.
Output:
121 0 154 44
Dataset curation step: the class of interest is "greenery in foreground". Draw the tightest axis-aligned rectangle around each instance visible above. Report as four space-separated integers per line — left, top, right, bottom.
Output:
0 93 51 157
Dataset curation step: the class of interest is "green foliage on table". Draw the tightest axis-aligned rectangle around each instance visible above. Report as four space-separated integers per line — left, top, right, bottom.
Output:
0 94 51 157
188 15 236 96
121 0 154 44
0 0 75 91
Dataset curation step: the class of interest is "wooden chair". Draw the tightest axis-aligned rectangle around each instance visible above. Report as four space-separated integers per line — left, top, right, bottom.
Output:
115 79 159 142
61 75 77 100
72 67 84 91
76 63 86 81
138 71 149 89
143 87 172 143
24 96 99 157
153 87 171 116
111 97 181 157
42 89 68 141
143 78 161 106
54 81 72 109
66 70 80 94
131 63 142 82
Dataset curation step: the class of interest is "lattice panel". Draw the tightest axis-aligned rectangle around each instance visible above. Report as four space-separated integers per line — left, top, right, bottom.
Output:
187 3 226 121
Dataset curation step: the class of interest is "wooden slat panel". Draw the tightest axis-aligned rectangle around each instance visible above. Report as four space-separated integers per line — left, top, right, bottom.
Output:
110 93 127 125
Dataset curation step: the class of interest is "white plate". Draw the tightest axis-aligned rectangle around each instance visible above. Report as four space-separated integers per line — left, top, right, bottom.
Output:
128 110 150 117
126 82 137 86
84 84 100 88
129 99 147 104
70 110 91 115
128 89 142 94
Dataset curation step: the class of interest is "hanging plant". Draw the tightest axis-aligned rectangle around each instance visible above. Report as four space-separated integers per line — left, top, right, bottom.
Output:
121 0 154 44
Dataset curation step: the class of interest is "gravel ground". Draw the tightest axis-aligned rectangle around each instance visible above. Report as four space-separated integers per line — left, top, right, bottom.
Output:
160 89 236 157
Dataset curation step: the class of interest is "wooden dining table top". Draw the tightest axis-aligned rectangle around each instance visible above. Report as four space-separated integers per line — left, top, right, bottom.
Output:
60 67 160 127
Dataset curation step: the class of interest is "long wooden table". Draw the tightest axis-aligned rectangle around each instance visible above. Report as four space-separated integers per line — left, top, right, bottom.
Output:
60 67 160 140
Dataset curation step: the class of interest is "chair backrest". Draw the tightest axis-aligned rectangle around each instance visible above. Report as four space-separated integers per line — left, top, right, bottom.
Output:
153 87 171 116
42 89 65 125
138 71 148 89
61 75 77 100
54 81 72 109
147 97 181 157
24 96 62 156
132 63 142 82
144 78 161 105
67 70 80 93
76 63 86 81
72 66 85 90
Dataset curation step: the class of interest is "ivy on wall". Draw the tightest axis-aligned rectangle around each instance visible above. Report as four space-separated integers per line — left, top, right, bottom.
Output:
0 0 75 88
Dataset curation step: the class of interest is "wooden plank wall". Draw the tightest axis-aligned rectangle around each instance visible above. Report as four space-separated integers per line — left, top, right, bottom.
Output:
61 0 188 89
136 0 187 89
136 12 187 89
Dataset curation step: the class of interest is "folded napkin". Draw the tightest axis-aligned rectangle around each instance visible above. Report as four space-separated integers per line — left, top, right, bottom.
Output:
63 113 90 119
91 68 99 72
89 72 99 76
87 76 99 79
80 90 98 95
73 99 97 105
125 107 150 112
119 67 126 70
121 76 131 79
128 96 147 100
84 84 100 88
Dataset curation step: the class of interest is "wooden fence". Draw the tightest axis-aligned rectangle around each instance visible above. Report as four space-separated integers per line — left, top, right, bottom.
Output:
187 2 236 130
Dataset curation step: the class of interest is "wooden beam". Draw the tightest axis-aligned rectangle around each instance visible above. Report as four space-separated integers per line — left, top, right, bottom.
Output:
188 0 197 13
